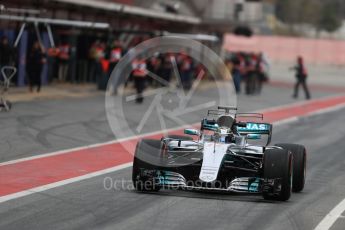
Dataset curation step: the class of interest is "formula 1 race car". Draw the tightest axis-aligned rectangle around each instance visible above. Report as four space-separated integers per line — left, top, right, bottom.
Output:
132 106 306 201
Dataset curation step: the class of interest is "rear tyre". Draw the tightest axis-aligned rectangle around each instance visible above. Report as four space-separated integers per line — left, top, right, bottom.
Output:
263 148 293 201
132 139 162 192
275 143 306 192
162 135 193 141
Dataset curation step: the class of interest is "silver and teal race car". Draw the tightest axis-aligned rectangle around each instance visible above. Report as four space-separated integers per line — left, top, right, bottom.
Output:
132 106 306 201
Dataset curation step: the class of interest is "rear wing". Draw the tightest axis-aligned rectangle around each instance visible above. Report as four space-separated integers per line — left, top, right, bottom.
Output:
207 106 237 117
236 122 272 145
235 113 263 120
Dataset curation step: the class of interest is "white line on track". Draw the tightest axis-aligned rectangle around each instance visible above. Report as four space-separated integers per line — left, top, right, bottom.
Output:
0 123 194 167
314 198 345 230
0 162 132 204
0 99 345 205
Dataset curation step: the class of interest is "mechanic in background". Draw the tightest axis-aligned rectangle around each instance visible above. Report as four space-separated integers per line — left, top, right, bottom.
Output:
0 36 15 81
88 41 99 83
292 56 311 100
27 41 46 93
230 53 242 94
255 53 266 94
57 40 71 82
245 53 257 95
157 53 173 86
179 53 194 90
95 42 106 89
146 53 160 87
107 40 123 94
131 57 147 103
108 40 123 73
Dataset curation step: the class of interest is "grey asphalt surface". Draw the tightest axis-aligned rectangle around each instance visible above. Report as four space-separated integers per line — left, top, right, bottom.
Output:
0 82 334 162
0 82 344 230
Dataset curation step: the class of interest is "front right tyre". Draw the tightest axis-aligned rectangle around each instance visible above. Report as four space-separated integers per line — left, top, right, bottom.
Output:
275 143 307 192
132 139 162 192
263 148 293 201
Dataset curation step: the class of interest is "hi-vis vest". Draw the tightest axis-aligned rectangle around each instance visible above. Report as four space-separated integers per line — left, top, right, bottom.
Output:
132 60 147 77
110 48 122 63
58 45 70 60
181 58 192 71
95 47 105 60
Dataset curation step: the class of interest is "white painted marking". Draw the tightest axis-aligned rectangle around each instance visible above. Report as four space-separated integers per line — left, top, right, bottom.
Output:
0 98 345 204
0 123 194 167
314 198 345 230
0 162 132 204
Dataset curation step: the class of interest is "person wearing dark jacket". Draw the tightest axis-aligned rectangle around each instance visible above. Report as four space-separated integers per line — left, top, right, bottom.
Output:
230 54 242 94
106 40 123 93
131 58 147 103
0 36 15 81
292 56 311 100
27 41 46 92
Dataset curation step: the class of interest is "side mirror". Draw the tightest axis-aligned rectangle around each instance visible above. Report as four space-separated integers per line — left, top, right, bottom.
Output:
184 129 200 136
247 134 262 140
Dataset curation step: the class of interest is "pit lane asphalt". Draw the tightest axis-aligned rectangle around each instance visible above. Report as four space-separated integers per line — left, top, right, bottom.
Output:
1 105 345 230
0 83 334 163
0 83 344 230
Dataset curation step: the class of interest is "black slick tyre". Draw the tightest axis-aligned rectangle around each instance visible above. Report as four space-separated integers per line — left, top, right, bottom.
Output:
263 148 293 201
132 139 162 192
275 143 306 192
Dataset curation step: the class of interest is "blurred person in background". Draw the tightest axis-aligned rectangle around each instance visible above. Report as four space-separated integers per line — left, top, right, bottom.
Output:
76 36 89 83
292 56 311 100
57 40 71 82
179 53 193 90
47 47 60 83
230 53 242 94
27 41 46 93
157 53 173 86
245 53 257 95
238 53 247 89
255 53 266 94
107 40 123 93
146 53 160 87
131 57 147 103
0 36 15 81
108 40 123 70
260 53 270 80
95 41 106 89
88 40 99 83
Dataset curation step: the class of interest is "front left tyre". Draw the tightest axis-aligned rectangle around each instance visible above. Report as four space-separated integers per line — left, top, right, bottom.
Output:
263 148 293 201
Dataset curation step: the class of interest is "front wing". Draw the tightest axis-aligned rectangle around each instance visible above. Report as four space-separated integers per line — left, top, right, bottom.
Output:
138 169 283 195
